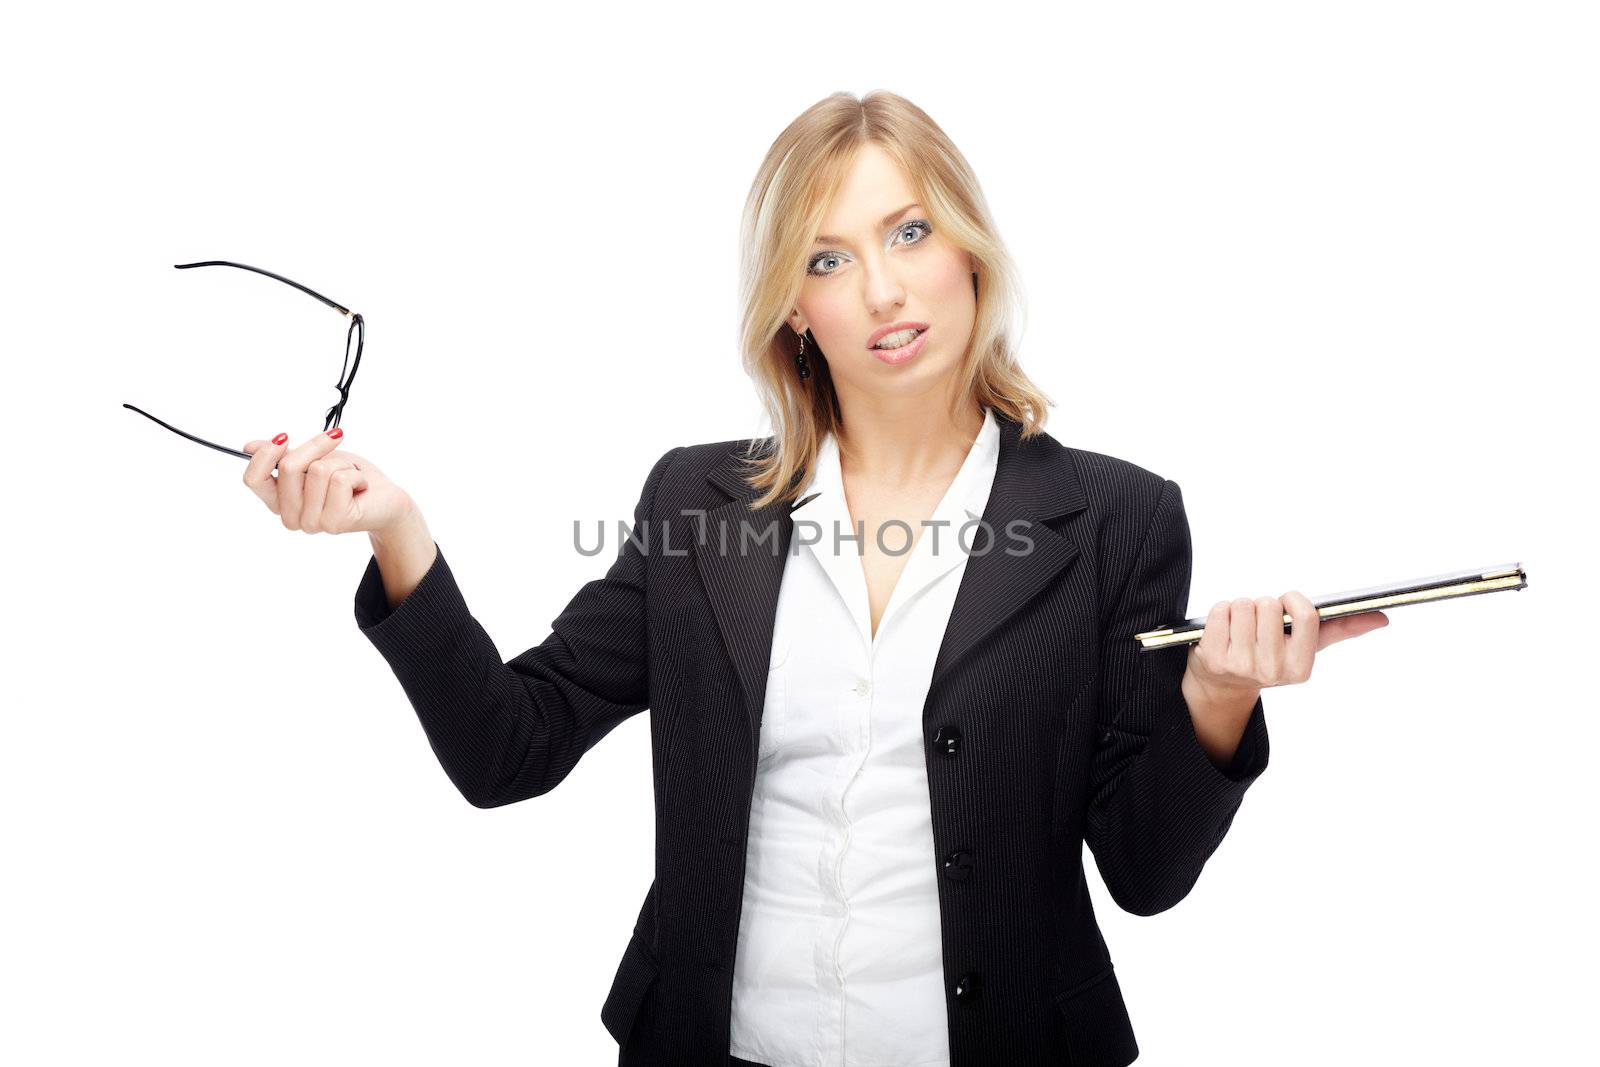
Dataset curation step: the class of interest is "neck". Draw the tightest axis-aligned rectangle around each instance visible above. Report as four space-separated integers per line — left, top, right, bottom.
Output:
833 392 986 488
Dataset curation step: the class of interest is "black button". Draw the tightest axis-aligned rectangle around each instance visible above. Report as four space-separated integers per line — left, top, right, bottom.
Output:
1100 728 1113 744
943 850 973 881
933 725 962 758
954 972 982 1004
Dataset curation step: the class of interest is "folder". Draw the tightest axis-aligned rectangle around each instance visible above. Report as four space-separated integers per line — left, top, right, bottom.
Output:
1133 563 1528 652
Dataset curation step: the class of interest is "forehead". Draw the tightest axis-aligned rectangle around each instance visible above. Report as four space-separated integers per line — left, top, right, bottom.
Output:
813 143 919 241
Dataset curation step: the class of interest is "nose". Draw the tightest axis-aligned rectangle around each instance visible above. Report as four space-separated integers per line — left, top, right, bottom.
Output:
861 254 907 317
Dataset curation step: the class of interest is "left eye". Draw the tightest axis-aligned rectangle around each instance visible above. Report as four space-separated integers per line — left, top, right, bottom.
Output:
898 221 931 245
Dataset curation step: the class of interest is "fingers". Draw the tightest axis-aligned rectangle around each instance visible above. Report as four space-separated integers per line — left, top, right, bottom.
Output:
1282 590 1319 681
277 429 345 531
303 449 365 533
1254 595 1287 683
321 462 370 533
1199 591 1327 689
301 455 334 532
1195 600 1232 678
1229 597 1257 677
242 433 290 514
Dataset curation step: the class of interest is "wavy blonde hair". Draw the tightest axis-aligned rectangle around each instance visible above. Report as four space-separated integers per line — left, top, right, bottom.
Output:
734 90 1053 510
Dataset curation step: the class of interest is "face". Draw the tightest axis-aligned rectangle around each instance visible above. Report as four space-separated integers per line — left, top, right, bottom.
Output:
788 142 978 409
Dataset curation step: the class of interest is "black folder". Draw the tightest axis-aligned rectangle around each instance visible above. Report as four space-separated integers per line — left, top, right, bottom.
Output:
1133 563 1528 652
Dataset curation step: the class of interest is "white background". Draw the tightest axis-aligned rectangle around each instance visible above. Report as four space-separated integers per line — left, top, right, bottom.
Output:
6 1 1595 1063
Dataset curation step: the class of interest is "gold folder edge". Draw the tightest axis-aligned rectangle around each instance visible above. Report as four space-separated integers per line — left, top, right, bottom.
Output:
1133 572 1527 650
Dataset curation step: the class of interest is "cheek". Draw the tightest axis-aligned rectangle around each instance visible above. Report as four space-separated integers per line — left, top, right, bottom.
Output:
922 251 976 302
803 300 857 348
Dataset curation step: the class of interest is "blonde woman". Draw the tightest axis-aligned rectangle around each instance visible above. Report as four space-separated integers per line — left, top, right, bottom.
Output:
242 91 1386 1066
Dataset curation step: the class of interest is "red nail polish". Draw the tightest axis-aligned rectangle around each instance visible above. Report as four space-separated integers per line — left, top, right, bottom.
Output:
327 428 343 440
272 432 288 445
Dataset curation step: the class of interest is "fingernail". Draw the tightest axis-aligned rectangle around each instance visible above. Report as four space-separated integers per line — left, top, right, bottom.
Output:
272 432 289 445
327 428 343 440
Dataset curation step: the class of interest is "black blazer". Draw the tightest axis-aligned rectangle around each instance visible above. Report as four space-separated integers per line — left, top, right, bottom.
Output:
353 409 1270 1067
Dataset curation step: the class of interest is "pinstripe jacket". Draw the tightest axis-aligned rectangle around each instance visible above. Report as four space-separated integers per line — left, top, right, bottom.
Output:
353 409 1270 1066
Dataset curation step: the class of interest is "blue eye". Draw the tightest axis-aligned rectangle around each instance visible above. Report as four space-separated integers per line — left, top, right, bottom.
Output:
808 252 845 276
897 221 932 246
806 219 934 277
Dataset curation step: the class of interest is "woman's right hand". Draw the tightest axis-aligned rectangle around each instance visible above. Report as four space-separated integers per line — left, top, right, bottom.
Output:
241 429 417 536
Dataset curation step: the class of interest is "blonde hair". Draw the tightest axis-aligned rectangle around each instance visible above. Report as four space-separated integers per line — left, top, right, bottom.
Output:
734 89 1053 510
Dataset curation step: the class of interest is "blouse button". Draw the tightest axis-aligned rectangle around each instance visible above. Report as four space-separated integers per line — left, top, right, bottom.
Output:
854 679 872 697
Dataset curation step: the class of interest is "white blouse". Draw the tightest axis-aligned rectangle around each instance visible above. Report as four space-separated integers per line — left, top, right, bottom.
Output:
729 406 1002 1067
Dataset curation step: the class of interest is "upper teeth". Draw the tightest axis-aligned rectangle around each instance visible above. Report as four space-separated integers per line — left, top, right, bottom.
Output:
874 328 922 349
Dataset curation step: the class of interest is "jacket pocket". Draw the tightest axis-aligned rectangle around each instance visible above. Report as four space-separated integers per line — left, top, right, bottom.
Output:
1054 964 1139 1066
757 639 790 764
600 931 660 1047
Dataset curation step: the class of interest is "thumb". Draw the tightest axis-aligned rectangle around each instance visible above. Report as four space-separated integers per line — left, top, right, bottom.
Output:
1317 611 1390 649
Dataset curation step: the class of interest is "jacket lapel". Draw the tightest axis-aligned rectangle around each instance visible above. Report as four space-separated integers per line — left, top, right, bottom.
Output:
697 411 1089 753
928 414 1087 690
698 455 797 749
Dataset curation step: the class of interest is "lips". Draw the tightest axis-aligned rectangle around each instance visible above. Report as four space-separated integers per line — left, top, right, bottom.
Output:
866 321 931 349
871 328 930 366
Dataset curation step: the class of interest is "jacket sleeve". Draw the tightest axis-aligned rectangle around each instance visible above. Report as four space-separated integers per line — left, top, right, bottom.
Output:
353 446 681 809
1084 477 1270 916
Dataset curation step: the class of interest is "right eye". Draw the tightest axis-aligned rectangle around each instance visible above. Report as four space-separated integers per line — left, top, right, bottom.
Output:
807 252 844 277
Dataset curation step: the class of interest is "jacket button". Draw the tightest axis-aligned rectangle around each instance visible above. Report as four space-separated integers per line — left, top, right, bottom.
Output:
933 725 962 758
943 850 973 881
954 972 982 1004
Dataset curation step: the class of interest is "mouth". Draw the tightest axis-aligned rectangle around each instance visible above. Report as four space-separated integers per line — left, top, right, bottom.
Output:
867 321 929 348
868 323 930 366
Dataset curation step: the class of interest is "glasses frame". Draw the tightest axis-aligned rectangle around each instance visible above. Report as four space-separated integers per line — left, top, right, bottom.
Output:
123 260 364 463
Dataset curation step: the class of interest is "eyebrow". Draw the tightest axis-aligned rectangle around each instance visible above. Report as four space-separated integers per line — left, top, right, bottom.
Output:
812 203 921 246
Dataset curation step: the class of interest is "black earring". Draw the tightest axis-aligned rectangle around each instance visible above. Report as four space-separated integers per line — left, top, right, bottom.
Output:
796 330 811 381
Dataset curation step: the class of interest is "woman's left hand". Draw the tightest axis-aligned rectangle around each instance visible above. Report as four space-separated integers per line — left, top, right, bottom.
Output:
1180 592 1390 767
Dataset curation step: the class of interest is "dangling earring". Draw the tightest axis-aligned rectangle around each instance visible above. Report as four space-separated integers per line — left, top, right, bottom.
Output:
795 330 812 381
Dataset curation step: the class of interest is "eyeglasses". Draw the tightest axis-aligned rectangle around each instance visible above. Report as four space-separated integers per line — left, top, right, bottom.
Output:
123 260 364 464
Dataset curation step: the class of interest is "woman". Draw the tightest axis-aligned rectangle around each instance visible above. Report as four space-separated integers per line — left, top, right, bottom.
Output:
241 92 1386 1066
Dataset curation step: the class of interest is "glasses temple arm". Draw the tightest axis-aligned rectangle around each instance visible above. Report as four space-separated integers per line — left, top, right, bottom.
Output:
121 403 262 464
173 260 353 318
